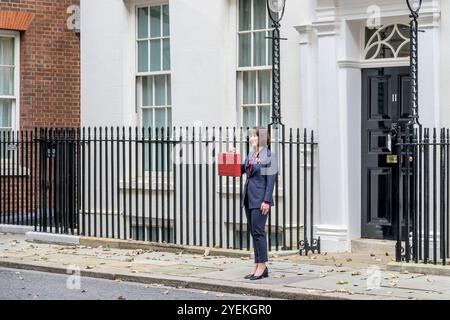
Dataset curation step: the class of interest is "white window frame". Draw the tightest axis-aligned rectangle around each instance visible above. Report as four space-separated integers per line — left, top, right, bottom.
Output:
237 70 272 129
236 0 273 128
236 0 273 70
0 30 20 132
135 2 172 130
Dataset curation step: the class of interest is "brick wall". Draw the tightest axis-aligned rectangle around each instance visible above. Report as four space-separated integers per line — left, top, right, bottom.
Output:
1 1 80 223
0 0 81 129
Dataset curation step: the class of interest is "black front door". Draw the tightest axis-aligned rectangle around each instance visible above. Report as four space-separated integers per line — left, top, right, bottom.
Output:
361 67 411 240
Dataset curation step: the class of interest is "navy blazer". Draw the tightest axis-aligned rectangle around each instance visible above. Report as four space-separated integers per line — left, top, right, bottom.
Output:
240 147 278 209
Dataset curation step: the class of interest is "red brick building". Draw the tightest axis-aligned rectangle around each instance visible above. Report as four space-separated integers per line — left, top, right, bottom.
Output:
0 0 80 131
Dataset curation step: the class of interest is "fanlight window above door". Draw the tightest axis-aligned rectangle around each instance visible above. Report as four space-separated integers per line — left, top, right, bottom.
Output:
364 24 410 60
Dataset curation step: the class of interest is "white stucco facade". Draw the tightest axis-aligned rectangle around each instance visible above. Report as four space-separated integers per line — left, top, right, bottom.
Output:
80 0 449 252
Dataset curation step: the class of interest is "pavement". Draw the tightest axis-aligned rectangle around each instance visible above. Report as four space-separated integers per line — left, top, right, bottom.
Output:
0 232 450 300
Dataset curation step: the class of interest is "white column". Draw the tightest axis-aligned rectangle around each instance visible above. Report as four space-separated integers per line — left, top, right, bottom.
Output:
312 20 349 252
295 25 318 131
418 11 441 128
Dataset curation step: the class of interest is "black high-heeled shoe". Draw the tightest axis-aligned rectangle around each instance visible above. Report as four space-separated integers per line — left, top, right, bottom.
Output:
244 274 254 280
250 267 269 280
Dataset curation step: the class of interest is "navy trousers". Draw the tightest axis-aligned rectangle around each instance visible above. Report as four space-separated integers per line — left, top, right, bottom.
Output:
244 196 268 263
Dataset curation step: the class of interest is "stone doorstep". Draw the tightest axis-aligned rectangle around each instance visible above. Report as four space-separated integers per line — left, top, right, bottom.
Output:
351 239 396 256
387 262 450 277
0 260 347 300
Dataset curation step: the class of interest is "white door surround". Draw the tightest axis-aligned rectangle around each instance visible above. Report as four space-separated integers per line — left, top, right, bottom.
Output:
295 0 441 252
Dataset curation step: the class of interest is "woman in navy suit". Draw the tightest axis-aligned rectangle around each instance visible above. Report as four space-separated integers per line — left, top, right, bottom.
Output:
230 127 277 280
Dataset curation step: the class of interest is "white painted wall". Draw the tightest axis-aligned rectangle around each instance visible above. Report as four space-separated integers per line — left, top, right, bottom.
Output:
440 0 450 127
169 0 235 128
81 0 134 127
81 0 305 129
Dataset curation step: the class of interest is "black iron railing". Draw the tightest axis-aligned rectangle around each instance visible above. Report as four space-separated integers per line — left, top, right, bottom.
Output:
0 127 319 253
396 127 450 265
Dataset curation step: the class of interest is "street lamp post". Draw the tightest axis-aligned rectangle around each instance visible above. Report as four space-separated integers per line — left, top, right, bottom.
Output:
267 0 286 128
394 0 423 263
406 0 422 127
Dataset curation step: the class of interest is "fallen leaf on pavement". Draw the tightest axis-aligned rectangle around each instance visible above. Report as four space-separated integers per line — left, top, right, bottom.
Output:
337 280 348 285
389 282 398 287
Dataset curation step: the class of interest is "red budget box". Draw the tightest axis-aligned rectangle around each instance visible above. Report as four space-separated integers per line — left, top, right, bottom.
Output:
217 153 241 177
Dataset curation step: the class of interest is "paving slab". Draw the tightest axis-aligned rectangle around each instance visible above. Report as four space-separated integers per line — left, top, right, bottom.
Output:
1 232 450 300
